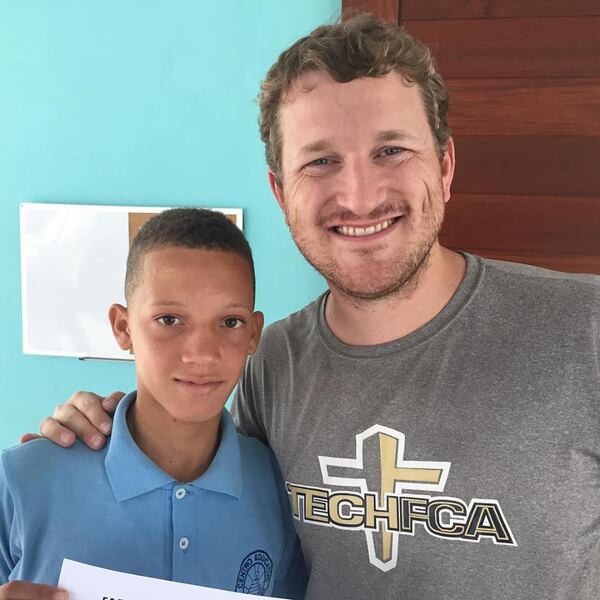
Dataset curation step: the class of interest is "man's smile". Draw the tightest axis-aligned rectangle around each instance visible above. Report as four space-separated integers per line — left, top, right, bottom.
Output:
331 217 402 239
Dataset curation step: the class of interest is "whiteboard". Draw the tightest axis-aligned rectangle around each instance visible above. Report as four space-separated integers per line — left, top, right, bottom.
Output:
20 203 243 360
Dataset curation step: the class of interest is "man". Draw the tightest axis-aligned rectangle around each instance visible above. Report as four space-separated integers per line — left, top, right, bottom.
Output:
29 15 600 600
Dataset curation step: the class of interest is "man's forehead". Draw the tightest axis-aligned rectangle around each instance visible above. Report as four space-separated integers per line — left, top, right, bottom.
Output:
279 71 429 154
282 70 338 101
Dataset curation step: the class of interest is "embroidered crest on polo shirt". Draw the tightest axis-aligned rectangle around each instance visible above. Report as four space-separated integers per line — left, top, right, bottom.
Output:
286 424 517 572
235 550 273 594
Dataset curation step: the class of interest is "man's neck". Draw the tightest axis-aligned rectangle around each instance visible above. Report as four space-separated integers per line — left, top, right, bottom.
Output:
324 246 466 346
127 399 220 483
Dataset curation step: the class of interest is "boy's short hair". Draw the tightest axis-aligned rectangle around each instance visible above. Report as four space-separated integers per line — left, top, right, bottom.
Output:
125 208 255 303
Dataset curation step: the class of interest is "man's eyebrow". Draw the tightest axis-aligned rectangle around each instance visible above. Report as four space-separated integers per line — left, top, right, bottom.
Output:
297 130 419 157
376 129 419 143
298 139 332 157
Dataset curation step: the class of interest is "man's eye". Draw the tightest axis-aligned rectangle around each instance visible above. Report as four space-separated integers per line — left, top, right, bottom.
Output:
307 157 331 167
223 317 243 329
381 147 403 156
157 315 181 326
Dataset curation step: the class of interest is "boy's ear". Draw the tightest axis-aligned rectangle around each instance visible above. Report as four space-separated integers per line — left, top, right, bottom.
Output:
247 311 265 355
108 304 132 351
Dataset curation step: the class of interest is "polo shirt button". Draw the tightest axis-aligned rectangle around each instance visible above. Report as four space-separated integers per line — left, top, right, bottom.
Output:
175 487 186 499
179 537 189 550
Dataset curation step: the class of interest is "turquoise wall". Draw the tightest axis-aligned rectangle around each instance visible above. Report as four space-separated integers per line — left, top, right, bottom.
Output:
0 1 339 448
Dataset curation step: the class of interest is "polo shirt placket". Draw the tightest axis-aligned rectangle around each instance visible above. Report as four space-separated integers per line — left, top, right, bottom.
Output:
172 483 196 580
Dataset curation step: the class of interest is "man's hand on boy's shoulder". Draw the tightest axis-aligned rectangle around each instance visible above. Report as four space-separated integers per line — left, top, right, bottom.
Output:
0 581 67 599
20 391 124 450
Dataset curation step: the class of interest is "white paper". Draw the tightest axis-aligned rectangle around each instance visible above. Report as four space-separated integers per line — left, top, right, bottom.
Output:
58 558 289 600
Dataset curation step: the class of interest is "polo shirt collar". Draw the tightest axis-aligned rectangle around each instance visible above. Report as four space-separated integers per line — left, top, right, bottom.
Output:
105 392 243 502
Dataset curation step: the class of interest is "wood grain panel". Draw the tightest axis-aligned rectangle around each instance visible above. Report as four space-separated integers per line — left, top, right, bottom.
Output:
342 0 400 22
440 194 600 255
446 79 600 136
441 195 600 273
452 136 600 197
402 0 485 20
403 0 600 20
405 17 600 78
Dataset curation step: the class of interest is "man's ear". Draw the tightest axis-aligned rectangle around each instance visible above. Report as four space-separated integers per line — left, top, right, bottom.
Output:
108 304 132 351
441 137 455 204
247 311 265 356
268 170 286 211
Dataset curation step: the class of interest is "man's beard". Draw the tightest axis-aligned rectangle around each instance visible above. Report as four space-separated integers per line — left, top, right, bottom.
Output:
287 182 445 303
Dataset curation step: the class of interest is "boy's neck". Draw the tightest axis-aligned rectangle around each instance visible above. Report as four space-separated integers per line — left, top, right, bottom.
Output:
126 396 221 483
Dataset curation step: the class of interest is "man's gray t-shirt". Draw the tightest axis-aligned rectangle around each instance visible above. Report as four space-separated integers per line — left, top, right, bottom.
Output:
234 254 600 600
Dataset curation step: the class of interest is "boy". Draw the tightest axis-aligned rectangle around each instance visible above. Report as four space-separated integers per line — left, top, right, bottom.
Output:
0 209 306 599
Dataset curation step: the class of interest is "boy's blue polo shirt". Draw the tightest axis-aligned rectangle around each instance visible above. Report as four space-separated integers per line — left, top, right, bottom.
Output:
0 393 306 598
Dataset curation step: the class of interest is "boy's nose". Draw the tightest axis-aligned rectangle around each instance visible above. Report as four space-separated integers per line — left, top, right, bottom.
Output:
180 331 220 365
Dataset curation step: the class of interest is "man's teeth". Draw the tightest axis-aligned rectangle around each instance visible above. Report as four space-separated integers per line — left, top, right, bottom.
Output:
336 218 395 237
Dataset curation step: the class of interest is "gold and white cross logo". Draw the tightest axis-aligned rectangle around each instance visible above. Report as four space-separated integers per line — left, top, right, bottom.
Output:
319 424 451 572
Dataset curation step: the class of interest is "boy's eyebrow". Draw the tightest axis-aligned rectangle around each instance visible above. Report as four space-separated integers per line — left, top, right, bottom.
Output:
151 300 184 307
222 303 253 310
150 301 253 310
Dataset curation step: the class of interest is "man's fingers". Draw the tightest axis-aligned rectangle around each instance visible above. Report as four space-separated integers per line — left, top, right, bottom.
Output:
66 390 116 436
0 580 67 599
37 390 123 449
19 433 42 444
45 404 105 450
50 402 105 449
39 416 79 448
101 391 125 419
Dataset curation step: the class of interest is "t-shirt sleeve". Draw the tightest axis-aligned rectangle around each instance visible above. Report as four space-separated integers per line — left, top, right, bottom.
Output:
0 453 18 583
231 356 269 445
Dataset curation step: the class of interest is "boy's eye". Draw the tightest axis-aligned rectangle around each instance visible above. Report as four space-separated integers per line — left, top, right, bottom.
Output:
223 317 243 329
157 315 181 326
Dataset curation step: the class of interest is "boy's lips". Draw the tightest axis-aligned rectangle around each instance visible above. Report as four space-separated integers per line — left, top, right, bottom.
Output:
174 376 223 389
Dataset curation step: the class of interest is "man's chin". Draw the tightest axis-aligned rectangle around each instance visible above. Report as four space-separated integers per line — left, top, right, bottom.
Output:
324 253 434 303
327 274 413 303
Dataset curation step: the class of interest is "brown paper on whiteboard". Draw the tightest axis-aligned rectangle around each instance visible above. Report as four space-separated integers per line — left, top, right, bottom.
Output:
128 211 240 246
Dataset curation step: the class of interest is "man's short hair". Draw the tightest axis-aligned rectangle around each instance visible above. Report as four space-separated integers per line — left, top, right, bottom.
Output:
125 208 255 303
259 14 451 183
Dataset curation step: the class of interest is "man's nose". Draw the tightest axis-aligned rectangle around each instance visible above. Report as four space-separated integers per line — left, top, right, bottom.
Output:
335 159 385 217
181 329 220 365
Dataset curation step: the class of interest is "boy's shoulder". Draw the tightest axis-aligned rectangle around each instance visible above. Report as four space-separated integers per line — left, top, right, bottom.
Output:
1 437 107 492
233 430 297 536
235 430 278 474
234 430 287 495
